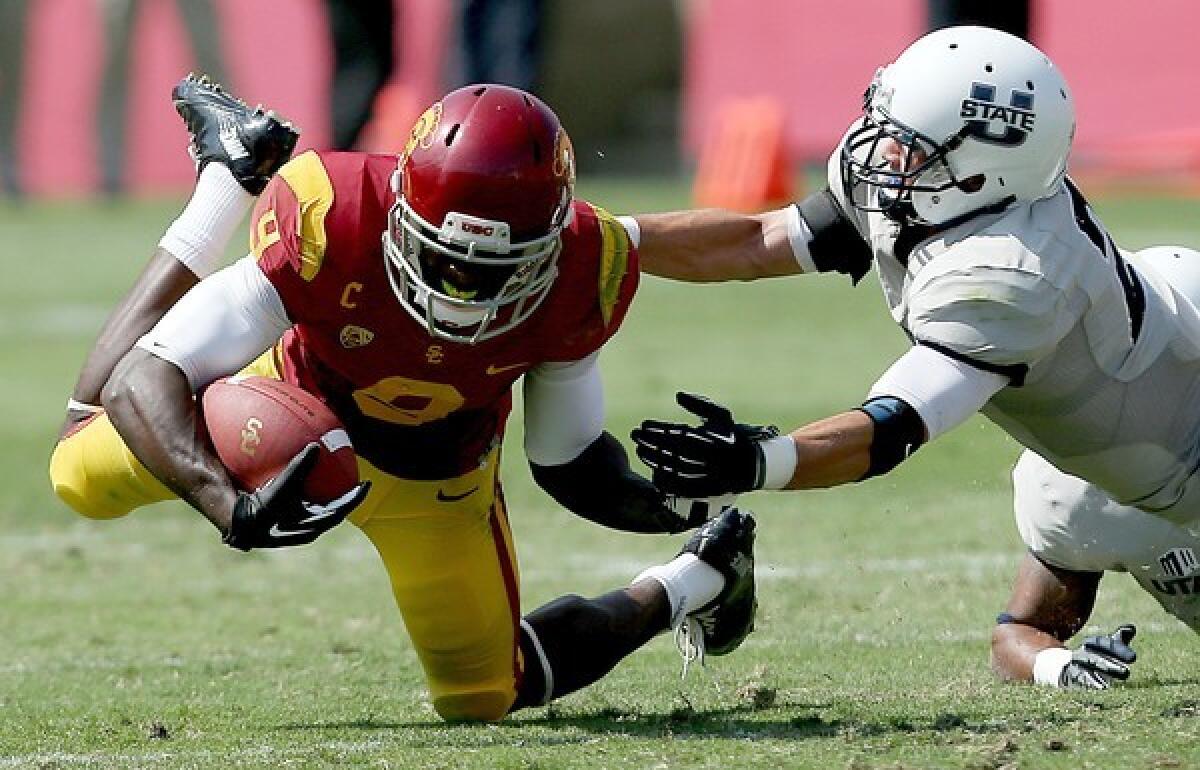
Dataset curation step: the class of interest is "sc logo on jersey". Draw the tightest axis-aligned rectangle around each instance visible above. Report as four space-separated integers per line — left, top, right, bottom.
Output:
960 81 1036 146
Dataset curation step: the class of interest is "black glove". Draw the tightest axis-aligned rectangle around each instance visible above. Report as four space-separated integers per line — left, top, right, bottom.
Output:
224 443 370 551
1059 624 1137 690
631 392 778 498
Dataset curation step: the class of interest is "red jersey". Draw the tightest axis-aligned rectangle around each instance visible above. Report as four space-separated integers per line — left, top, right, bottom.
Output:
250 150 638 479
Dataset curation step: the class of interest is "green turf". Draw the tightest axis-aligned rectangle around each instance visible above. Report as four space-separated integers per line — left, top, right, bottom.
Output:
3 184 1200 769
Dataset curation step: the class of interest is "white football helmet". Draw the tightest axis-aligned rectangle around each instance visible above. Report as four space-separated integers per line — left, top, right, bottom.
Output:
841 26 1075 226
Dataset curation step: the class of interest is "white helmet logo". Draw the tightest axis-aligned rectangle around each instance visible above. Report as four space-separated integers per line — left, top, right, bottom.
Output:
959 82 1036 146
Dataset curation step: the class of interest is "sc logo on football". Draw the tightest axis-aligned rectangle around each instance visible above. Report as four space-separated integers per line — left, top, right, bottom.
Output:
240 417 263 457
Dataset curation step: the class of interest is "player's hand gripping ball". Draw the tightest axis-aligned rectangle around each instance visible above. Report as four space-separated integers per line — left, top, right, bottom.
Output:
200 376 359 503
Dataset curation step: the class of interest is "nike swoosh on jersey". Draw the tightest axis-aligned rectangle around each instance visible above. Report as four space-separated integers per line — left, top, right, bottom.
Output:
436 485 479 503
485 362 529 376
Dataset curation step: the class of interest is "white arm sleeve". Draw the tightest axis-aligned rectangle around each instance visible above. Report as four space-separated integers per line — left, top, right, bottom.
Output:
867 344 1008 440
135 255 291 391
523 352 605 466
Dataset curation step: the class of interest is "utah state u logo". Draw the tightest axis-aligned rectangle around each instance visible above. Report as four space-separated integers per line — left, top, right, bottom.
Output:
960 81 1036 146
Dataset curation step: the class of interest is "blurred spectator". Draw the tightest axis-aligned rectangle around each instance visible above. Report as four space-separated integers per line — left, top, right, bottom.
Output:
98 0 228 195
324 0 396 150
928 0 1029 39
459 0 545 92
0 0 32 198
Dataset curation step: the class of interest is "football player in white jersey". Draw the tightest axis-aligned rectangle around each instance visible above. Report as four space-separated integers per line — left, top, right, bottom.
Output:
626 25 1200 690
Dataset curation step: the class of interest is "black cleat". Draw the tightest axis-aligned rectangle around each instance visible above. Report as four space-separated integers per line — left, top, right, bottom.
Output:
171 73 299 195
676 507 757 666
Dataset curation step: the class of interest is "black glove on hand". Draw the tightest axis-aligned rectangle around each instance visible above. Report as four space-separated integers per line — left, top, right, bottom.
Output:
224 443 371 551
631 392 778 498
1059 624 1137 690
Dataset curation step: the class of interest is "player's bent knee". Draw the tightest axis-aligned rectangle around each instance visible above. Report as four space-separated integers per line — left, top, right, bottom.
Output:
432 688 514 723
48 443 130 520
48 420 173 520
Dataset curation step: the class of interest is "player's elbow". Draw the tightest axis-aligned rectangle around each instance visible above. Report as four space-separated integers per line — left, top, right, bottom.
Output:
988 626 1010 680
989 622 1029 683
100 349 142 415
100 348 179 419
733 210 791 280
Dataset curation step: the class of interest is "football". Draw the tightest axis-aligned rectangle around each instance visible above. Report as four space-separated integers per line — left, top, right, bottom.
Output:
199 375 359 503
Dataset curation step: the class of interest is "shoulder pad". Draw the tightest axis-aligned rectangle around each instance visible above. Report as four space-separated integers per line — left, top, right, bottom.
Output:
250 150 335 282
907 264 1069 373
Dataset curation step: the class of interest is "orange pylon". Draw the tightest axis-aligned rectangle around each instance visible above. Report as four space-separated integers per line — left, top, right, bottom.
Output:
356 83 421 154
694 98 796 212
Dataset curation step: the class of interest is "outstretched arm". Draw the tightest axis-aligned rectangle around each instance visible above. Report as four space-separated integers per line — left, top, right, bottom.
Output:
631 188 872 284
633 345 1008 497
629 208 800 282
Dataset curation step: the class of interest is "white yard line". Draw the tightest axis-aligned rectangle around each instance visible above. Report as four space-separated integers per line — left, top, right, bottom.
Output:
534 551 1020 582
3 526 1021 579
0 303 109 339
0 741 389 768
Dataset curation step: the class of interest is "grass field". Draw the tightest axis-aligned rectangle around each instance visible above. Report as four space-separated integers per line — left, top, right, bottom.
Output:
4 182 1200 769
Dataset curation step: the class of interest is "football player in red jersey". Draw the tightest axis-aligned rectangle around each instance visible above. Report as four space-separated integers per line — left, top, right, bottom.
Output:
49 77 756 721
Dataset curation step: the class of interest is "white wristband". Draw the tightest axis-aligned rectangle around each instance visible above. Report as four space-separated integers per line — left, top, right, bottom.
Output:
1032 646 1072 687
760 434 798 490
617 215 641 249
785 204 818 274
66 398 103 414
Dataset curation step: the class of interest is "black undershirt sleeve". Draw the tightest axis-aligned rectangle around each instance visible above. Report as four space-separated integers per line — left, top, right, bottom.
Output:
529 432 688 534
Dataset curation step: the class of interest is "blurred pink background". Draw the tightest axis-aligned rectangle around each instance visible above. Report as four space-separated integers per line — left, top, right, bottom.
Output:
9 0 1199 195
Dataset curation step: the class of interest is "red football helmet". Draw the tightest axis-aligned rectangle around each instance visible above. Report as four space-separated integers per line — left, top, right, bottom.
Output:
384 84 575 344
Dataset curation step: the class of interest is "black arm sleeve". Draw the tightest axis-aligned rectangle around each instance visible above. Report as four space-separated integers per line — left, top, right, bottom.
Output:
796 187 873 284
529 432 687 534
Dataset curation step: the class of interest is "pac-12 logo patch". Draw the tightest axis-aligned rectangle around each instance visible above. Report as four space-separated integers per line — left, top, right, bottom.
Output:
960 81 1035 146
339 324 375 349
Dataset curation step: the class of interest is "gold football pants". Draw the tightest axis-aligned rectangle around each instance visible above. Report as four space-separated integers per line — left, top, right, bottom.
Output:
49 351 523 721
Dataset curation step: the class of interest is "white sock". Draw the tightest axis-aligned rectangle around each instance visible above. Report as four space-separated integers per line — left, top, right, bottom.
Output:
633 553 725 629
158 163 254 279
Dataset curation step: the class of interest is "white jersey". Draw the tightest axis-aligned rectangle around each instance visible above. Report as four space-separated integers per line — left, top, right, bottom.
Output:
828 153 1200 523
1014 450 1200 630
